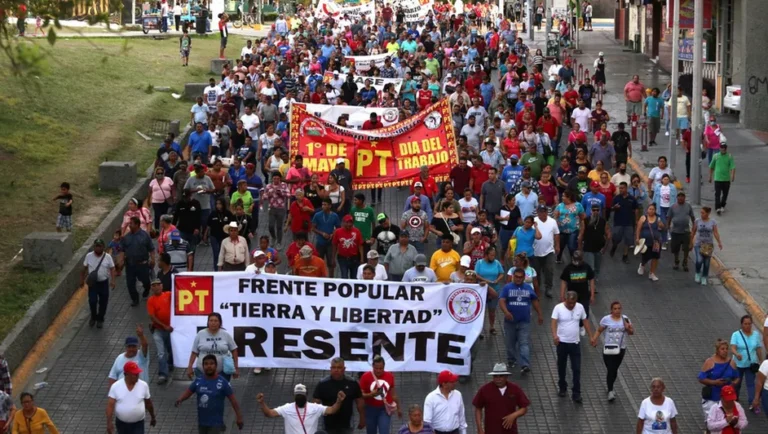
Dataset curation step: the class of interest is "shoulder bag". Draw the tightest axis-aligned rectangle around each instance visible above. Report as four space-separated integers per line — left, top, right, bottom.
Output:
739 331 761 374
442 215 461 246
86 254 107 287
647 218 661 253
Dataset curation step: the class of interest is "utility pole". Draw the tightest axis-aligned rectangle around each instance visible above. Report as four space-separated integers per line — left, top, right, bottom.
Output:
528 0 534 41
574 1 580 52
668 0 680 169
690 0 704 204
545 0 551 34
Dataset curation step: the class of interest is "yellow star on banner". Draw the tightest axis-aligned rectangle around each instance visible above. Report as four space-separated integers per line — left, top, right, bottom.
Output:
190 281 197 288
370 141 378 148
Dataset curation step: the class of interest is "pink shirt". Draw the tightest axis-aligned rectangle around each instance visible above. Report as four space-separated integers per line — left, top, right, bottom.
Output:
704 125 721 150
624 81 645 102
149 177 174 204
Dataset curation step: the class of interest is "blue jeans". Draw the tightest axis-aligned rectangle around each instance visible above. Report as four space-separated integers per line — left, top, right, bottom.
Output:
658 206 669 242
337 256 360 279
694 245 712 278
736 367 757 405
707 148 717 164
152 328 173 377
364 406 391 434
410 240 424 254
556 342 581 397
762 389 768 414
161 16 168 32
210 236 222 272
557 232 578 261
115 419 144 434
503 320 531 367
152 202 169 230
88 279 110 322
199 209 211 240
583 251 602 277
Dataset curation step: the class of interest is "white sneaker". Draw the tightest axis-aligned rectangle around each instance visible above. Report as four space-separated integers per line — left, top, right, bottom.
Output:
649 273 659 281
608 391 616 401
252 368 262 375
694 273 701 283
665 131 670 136
637 264 645 275
580 326 586 337
716 208 722 215
701 278 707 286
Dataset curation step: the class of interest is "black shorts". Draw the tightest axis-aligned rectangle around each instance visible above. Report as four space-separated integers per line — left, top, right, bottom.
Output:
220 36 228 49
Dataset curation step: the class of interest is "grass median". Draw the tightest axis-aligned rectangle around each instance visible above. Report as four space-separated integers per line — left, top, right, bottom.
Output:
0 33 247 340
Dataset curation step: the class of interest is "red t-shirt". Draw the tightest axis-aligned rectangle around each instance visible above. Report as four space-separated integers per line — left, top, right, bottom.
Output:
289 198 314 234
538 182 558 206
410 176 438 199
450 166 472 194
503 139 521 159
464 76 480 98
332 226 362 258
471 164 491 195
417 89 433 110
472 381 530 434
359 371 396 407
362 119 382 130
564 90 579 108
538 116 559 140
598 182 616 207
285 241 318 267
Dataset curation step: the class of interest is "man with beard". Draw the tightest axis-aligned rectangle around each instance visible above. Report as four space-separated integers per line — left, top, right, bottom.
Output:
312 358 365 434
175 355 244 432
257 384 346 434
472 363 530 434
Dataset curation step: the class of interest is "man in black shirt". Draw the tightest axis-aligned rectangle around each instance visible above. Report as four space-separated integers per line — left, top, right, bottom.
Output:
372 213 401 255
559 250 595 336
312 358 365 433
155 253 179 292
173 190 203 250
578 204 610 280
611 122 632 166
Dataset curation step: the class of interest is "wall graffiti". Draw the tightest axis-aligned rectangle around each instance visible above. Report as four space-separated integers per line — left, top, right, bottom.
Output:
747 76 768 95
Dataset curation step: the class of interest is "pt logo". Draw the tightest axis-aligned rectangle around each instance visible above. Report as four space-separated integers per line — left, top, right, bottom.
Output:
174 275 214 316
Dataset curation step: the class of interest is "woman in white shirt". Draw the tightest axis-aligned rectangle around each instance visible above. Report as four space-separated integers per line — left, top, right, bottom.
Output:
636 378 679 434
458 188 479 224
592 301 634 402
647 156 674 194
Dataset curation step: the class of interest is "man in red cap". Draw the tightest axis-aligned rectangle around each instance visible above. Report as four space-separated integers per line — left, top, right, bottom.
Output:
332 214 363 279
423 370 467 434
712 385 747 432
472 363 530 434
106 361 156 434
581 181 607 219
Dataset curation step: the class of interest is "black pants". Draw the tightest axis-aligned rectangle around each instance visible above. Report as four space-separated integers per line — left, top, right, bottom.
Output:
125 262 151 303
17 16 25 35
89 279 110 322
714 181 731 210
603 349 626 392
174 15 181 31
152 202 169 230
557 342 581 397
685 152 691 179
670 232 690 265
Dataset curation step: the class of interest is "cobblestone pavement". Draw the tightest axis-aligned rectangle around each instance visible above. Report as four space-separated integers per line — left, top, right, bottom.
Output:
21 29 768 434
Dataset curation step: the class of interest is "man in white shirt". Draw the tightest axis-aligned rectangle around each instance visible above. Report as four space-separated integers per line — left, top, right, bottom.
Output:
571 99 591 134
203 78 223 115
278 91 297 117
257 383 346 434
240 105 261 139
423 370 467 434
330 72 345 90
240 40 253 59
106 361 156 434
325 83 341 105
533 205 560 298
550 291 595 404
245 250 267 273
357 250 389 280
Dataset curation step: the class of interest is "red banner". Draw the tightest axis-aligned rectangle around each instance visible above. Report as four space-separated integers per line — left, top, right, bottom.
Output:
668 0 713 30
289 99 458 189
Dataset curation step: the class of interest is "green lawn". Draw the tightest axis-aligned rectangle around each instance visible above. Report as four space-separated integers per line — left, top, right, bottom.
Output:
0 33 248 340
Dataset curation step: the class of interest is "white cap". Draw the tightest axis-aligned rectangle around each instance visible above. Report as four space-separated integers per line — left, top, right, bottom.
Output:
414 181 423 187
471 228 482 235
336 158 346 165
294 384 307 395
460 255 472 267
599 51 604 56
367 250 379 259
252 250 266 258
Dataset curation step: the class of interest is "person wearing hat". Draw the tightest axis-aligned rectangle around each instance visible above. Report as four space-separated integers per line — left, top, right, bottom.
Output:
217 221 249 271
106 361 156 434
514 180 539 218
382 232 418 283
401 196 429 254
81 238 116 329
372 213 401 256
257 384 346 434
293 244 328 278
402 254 437 283
356 250 388 280
500 266 544 374
333 215 364 279
184 163 215 237
404 183 434 220
108 324 149 386
581 181 606 220
147 278 173 384
578 203 610 280
471 362 530 433
422 370 466 433
450 255 474 283
707 386 748 432
284 231 316 268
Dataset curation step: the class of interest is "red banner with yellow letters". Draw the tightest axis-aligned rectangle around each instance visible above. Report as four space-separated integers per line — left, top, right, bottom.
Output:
289 99 458 189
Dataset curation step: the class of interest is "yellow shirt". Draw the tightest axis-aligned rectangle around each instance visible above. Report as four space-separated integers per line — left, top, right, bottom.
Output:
386 42 400 54
587 169 603 183
430 249 461 283
279 162 290 178
12 408 60 434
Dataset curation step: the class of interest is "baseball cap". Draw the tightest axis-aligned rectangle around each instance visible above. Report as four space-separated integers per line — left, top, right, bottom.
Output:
169 229 181 241
460 255 471 268
299 245 314 258
93 238 105 246
399 231 410 238
521 181 532 188
599 51 605 56
510 154 519 161
437 370 459 384
367 250 379 259
342 214 354 222
252 250 266 258
578 166 588 173
471 227 482 235
721 385 737 401
151 278 162 285
125 336 139 347
414 181 424 188
415 254 427 266
336 158 346 165
123 361 143 375
294 384 308 395
591 203 601 209
377 213 388 223
590 181 600 188
410 196 421 204
537 205 548 212
246 162 256 170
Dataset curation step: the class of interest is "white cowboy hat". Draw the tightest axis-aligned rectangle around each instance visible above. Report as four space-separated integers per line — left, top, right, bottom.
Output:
488 362 512 376
633 238 647 255
225 221 239 233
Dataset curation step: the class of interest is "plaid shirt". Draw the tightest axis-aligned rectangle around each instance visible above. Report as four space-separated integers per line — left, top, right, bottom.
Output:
0 357 11 396
261 182 291 210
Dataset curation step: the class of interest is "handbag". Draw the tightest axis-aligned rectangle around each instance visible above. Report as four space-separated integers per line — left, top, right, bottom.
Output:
738 331 761 374
701 358 731 400
442 215 460 245
700 242 714 257
86 253 107 287
222 354 236 375
602 320 625 356
647 219 661 253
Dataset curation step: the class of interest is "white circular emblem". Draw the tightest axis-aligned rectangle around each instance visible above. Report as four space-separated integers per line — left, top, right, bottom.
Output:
408 215 422 228
425 112 442 130
382 108 399 123
446 287 483 324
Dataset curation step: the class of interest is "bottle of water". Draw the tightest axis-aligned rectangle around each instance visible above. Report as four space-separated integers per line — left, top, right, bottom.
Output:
33 382 48 390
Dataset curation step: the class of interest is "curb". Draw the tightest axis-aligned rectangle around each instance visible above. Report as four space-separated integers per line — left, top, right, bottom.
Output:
628 157 766 332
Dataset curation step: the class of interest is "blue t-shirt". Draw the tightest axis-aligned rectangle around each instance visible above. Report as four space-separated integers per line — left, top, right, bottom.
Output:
189 375 233 427
513 226 536 257
645 96 664 118
502 165 523 191
515 192 538 218
500 282 537 323
581 192 606 217
474 259 505 292
480 83 495 102
612 194 638 226
244 173 263 201
311 211 341 246
555 202 584 234
189 131 213 154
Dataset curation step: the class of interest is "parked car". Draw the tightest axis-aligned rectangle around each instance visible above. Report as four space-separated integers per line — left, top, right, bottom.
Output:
723 85 741 112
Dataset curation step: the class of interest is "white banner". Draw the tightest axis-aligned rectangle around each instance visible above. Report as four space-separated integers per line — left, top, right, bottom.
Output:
345 53 392 72
299 103 400 128
324 71 403 94
170 273 486 374
393 0 434 22
316 0 376 23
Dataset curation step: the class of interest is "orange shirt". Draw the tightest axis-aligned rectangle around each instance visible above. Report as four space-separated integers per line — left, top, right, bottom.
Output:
147 292 172 328
293 256 328 278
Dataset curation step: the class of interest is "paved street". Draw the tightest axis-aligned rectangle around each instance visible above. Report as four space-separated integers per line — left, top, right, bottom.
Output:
18 29 768 433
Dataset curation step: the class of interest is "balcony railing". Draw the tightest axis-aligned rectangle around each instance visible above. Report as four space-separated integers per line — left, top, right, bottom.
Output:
682 61 718 81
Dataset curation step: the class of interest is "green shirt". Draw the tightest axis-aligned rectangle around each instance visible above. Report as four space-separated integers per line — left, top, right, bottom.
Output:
230 191 254 211
352 205 376 240
520 152 545 180
709 152 735 182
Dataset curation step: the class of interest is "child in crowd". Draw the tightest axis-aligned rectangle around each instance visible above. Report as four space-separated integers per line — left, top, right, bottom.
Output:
53 182 73 232
107 230 124 276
